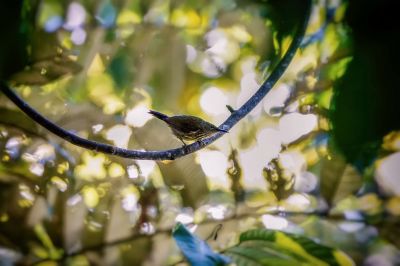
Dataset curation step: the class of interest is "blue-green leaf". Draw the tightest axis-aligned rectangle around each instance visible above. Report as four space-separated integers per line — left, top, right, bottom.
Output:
96 0 116 28
172 223 230 266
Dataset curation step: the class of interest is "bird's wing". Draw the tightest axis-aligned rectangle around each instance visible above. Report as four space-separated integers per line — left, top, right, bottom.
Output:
168 116 203 133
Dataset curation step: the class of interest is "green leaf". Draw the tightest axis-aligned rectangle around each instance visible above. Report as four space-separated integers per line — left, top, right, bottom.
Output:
331 1 400 168
321 56 352 81
226 246 303 266
225 229 355 266
0 107 39 136
239 229 276 242
10 54 82 85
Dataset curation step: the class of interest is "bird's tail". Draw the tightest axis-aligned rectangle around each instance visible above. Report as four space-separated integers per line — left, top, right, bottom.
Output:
148 110 169 121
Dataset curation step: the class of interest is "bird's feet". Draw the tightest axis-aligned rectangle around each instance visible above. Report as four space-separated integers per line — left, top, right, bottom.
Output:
197 139 207 146
181 143 189 152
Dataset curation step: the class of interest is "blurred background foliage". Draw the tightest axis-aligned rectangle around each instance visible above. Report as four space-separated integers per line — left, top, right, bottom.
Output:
0 0 399 265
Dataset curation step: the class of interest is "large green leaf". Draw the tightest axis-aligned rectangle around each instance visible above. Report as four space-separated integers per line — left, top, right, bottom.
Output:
224 229 355 266
227 245 303 266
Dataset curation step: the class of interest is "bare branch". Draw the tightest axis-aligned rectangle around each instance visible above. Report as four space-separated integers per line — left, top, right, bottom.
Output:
0 0 312 160
31 208 356 265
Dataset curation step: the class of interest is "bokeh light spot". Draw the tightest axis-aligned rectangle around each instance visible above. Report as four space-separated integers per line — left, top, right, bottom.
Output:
125 104 152 128
105 124 132 148
200 87 228 116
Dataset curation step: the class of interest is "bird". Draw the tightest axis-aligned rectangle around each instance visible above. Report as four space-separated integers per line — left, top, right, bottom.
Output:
148 110 228 146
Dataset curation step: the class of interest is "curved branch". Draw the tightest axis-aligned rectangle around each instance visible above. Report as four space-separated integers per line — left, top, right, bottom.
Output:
0 1 311 161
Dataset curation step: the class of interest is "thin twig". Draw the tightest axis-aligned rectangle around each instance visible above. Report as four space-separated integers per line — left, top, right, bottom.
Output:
0 1 311 161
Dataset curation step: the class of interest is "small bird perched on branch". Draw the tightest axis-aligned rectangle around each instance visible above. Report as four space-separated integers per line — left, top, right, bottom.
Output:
148 110 228 146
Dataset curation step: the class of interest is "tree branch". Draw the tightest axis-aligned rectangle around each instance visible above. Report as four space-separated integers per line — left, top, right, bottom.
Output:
31 208 357 265
0 0 311 160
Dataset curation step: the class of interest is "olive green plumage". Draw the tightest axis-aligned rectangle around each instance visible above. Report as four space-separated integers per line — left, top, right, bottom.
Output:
148 110 228 146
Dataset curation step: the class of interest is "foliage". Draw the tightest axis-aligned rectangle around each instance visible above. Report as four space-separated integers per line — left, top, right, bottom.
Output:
226 229 354 266
173 224 354 266
0 0 399 265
